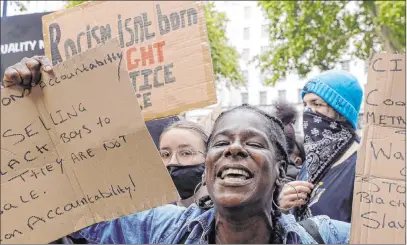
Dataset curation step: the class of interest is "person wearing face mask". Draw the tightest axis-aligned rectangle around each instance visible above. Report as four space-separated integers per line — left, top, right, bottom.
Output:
159 121 211 208
5 56 352 244
279 70 363 223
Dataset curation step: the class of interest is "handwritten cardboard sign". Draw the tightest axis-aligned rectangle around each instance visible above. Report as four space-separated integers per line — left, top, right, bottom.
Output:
41 1 217 121
0 39 178 244
350 54 406 244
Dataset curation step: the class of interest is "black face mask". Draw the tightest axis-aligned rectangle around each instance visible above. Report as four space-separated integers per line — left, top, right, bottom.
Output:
166 163 205 200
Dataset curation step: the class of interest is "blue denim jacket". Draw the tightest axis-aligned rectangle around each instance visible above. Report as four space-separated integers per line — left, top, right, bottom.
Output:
73 204 350 244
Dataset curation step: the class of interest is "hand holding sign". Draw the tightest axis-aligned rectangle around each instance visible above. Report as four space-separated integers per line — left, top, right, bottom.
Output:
2 56 53 88
1 39 178 244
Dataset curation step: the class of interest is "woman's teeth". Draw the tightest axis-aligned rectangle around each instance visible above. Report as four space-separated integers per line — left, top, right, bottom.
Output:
220 168 250 180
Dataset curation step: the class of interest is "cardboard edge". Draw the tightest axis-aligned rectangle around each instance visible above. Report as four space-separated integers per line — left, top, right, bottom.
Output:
196 1 217 106
143 97 217 121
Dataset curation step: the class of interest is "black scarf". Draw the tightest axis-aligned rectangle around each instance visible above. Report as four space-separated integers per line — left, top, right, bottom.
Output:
302 109 355 185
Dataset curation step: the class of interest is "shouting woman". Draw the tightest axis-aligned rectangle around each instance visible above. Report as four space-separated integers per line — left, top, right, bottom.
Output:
3 57 350 244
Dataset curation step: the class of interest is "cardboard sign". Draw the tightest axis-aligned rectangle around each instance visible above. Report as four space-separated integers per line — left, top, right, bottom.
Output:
0 39 178 244
42 1 217 121
350 54 406 244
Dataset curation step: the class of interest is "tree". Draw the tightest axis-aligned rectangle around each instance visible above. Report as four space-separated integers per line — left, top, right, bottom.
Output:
66 1 244 87
2 1 28 15
255 1 406 85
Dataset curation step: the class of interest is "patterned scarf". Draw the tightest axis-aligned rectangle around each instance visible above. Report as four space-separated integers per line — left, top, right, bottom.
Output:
302 109 355 185
295 109 356 221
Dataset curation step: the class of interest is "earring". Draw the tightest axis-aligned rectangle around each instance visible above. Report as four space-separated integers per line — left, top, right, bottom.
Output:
193 181 214 209
193 181 203 205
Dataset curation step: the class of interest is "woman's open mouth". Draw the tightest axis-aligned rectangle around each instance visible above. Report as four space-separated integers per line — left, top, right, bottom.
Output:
216 167 254 185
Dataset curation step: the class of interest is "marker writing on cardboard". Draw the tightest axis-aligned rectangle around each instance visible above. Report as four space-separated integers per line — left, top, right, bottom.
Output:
37 52 122 90
0 174 137 243
127 40 177 110
1 88 30 107
360 211 406 230
1 102 87 177
47 4 199 66
365 89 406 126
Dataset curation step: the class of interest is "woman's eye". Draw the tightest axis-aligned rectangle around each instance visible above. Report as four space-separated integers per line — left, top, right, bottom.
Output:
180 150 193 156
247 142 264 148
160 151 170 158
213 141 229 147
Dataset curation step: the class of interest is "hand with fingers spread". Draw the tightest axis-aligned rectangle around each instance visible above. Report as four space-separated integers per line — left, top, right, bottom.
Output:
279 181 314 214
2 56 53 89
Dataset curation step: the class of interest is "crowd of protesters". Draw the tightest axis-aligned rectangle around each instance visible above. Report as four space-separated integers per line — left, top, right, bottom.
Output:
3 55 363 244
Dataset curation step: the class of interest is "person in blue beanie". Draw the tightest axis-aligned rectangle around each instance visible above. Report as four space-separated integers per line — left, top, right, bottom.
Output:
279 70 363 223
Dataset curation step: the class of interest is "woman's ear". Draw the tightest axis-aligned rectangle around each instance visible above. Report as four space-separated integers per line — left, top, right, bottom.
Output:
201 171 206 186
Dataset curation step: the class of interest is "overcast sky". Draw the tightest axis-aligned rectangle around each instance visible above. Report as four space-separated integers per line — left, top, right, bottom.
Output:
1 1 66 17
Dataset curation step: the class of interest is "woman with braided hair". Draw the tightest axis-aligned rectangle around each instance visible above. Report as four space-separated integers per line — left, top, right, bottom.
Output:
4 57 350 244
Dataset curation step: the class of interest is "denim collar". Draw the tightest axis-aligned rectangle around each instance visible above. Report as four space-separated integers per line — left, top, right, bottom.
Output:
184 207 306 243
187 207 216 235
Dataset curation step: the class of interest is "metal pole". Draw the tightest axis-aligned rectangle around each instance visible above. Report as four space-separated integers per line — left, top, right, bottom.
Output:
2 0 7 17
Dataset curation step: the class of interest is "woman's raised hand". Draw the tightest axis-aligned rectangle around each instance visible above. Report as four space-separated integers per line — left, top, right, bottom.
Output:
279 181 314 213
2 56 53 88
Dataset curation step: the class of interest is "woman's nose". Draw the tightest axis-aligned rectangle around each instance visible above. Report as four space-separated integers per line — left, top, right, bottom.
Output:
304 106 313 113
224 142 249 158
168 153 179 165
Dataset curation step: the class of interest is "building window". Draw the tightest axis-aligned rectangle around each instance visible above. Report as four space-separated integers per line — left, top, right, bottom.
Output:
241 92 249 104
259 91 267 105
298 89 302 102
243 27 250 40
261 24 268 38
242 48 250 61
260 46 268 54
278 90 286 101
244 6 251 19
341 60 350 71
242 70 249 83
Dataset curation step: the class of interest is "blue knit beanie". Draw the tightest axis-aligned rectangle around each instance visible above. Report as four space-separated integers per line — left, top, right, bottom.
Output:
301 70 363 129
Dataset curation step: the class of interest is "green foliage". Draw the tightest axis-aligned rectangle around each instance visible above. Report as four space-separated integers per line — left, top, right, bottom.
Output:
65 0 86 9
255 1 406 85
204 2 244 86
66 1 244 86
5 1 28 13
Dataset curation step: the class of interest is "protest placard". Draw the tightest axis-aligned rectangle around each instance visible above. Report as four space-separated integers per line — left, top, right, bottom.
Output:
42 1 217 121
0 39 178 244
350 54 406 244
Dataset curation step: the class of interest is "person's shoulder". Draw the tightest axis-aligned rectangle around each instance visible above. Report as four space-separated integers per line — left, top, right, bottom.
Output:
73 204 190 243
150 203 205 224
309 215 350 244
